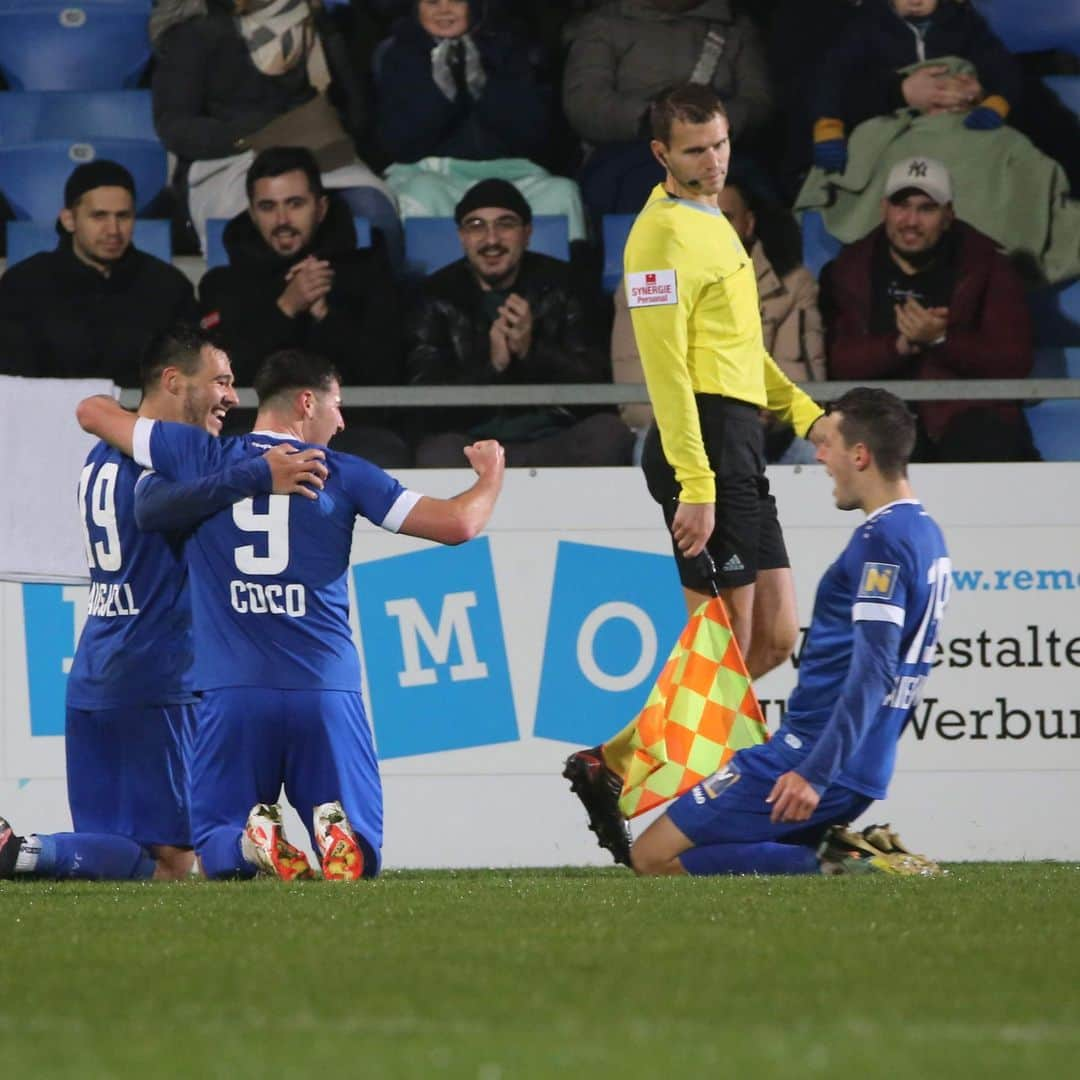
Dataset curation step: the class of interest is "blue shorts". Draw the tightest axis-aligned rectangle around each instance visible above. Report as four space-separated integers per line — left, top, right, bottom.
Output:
189 687 383 874
65 703 197 849
667 742 873 849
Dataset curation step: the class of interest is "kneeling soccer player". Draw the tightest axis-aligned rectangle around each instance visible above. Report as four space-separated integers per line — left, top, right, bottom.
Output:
631 388 949 877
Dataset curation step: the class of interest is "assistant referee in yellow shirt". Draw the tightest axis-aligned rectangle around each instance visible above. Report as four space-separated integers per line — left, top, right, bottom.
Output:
625 83 824 679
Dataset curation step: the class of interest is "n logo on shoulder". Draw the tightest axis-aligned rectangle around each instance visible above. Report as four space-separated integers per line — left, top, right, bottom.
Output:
626 269 677 308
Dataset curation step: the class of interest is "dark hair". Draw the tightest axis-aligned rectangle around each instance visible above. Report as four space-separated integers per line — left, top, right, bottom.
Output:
650 83 728 145
140 324 214 394
828 388 916 480
245 147 325 202
254 349 340 406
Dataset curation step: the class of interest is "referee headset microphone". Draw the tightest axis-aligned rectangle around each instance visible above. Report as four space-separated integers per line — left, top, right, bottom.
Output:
660 151 702 188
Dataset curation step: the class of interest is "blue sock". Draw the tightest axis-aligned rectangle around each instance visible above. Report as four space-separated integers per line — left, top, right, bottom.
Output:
198 829 254 880
36 833 157 880
680 841 820 876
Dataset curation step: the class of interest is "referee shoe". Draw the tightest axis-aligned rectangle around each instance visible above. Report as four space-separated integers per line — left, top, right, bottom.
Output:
242 803 316 880
562 746 632 866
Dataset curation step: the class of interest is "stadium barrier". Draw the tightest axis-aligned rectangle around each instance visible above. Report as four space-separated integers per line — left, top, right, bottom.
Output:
2 452 1078 866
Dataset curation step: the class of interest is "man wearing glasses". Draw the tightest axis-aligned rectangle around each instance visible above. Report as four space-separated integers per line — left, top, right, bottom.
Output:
405 178 633 467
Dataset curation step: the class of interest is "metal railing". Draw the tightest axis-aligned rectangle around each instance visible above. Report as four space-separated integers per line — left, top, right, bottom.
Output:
117 378 1080 410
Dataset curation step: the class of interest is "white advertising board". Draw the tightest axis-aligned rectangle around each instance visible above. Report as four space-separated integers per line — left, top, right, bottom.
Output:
2 463 1077 865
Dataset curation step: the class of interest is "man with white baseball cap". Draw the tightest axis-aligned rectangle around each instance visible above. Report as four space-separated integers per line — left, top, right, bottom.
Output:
820 155 1039 462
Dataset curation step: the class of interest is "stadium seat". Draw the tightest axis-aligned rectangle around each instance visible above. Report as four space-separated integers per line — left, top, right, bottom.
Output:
5 218 171 267
801 210 844 278
0 90 156 145
0 140 166 220
403 214 569 277
601 214 635 294
204 215 374 268
974 0 1080 56
1028 280 1080 347
1043 75 1080 120
0 5 152 90
1031 345 1080 378
1025 400 1080 460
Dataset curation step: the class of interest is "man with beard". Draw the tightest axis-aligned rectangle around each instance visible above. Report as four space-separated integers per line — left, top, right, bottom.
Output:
0 326 326 881
821 156 1038 461
0 161 197 385
198 147 409 465
406 177 633 467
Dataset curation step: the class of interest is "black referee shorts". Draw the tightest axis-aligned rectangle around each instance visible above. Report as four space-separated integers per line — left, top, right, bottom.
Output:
641 394 790 591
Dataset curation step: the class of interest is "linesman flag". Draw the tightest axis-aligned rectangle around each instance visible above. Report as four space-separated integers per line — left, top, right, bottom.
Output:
603 596 768 819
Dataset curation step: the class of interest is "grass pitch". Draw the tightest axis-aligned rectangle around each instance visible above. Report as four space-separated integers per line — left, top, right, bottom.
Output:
2 864 1078 1079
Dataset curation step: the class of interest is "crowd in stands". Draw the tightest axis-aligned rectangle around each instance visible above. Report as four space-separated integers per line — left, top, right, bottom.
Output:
1 0 1079 465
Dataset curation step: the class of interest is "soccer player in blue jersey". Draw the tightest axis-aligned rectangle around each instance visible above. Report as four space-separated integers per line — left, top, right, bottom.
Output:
629 388 951 877
72 348 505 881
0 327 327 882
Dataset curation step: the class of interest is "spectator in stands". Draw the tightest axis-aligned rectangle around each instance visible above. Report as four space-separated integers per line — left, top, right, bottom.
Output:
0 161 196 385
612 180 825 464
406 178 634 466
150 0 402 264
563 0 773 220
820 156 1038 462
811 0 1021 176
375 0 586 241
198 147 410 465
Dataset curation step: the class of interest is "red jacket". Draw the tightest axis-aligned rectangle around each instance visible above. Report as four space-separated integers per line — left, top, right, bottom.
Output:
822 221 1032 440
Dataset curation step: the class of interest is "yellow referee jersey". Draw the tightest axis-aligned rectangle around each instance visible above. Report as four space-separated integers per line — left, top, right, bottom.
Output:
624 184 823 504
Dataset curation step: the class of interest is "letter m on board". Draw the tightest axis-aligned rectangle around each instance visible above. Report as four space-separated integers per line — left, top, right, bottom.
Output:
352 538 518 757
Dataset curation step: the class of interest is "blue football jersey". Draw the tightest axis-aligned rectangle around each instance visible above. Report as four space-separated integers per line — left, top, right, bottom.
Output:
774 500 950 799
133 420 417 692
65 442 197 709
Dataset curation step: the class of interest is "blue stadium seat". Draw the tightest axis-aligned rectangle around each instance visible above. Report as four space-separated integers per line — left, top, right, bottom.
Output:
0 5 152 90
204 215 374 267
801 210 844 278
1025 400 1080 460
5 218 171 267
0 140 166 220
1028 280 1080 347
974 0 1080 56
1031 345 1080 378
1043 75 1080 119
403 214 569 277
601 214 635 294
0 90 156 145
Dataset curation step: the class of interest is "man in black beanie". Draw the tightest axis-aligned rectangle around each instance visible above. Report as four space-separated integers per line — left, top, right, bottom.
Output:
406 178 633 466
0 160 196 385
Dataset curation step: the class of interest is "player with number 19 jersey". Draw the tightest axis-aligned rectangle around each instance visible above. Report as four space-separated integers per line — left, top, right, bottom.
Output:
66 443 195 709
64 441 198 850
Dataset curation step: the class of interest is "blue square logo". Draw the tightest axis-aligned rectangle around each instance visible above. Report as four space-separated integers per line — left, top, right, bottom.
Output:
534 542 686 746
22 583 75 737
353 537 517 758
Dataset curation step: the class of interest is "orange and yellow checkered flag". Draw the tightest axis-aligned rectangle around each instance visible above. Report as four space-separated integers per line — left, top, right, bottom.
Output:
602 597 768 819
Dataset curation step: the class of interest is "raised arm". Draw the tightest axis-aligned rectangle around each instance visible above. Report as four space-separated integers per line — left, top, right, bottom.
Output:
398 440 505 545
76 395 138 456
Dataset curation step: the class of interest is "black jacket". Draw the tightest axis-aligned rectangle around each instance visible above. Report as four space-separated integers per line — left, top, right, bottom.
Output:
198 194 403 387
152 3 367 163
406 250 607 436
815 0 1021 129
375 16 550 163
0 237 197 384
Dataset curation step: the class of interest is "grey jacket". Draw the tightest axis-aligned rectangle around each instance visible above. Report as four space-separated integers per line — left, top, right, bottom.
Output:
562 0 772 144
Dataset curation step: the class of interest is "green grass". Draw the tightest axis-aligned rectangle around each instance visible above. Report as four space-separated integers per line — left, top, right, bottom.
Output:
2 865 1079 1078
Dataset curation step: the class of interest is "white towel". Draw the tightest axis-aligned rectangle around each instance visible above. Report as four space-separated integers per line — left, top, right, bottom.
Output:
0 376 118 584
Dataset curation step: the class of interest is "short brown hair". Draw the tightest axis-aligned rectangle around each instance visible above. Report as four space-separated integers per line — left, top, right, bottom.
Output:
650 83 728 145
828 388 917 480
